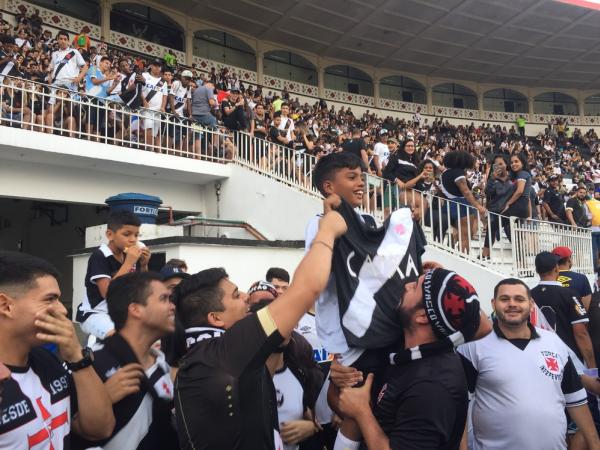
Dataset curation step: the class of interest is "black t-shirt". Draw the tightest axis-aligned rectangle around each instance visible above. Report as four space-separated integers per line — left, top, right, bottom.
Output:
441 168 467 199
253 116 267 138
175 311 284 450
543 187 566 219
268 126 284 144
566 197 590 227
383 156 418 183
341 138 365 160
374 351 467 450
531 282 589 360
588 293 600 368
73 335 178 450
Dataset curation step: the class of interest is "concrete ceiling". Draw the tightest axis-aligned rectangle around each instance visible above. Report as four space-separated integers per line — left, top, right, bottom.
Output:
154 0 600 89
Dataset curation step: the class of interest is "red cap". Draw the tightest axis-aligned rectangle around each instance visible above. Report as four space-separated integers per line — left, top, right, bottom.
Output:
552 246 572 259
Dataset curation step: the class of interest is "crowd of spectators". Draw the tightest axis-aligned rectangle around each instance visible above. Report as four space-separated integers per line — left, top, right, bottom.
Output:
3 9 600 251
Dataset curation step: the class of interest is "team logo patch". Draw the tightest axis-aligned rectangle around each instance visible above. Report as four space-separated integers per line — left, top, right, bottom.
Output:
539 350 562 381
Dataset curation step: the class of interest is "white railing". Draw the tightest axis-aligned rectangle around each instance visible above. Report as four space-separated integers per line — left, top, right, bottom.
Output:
0 75 594 276
0 75 320 195
511 218 593 278
360 178 594 277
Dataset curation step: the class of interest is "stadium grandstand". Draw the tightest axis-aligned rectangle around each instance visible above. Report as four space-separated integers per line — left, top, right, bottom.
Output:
0 0 600 449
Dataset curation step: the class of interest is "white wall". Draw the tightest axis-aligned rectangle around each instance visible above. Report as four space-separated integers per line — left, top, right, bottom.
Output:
206 164 322 240
70 241 305 314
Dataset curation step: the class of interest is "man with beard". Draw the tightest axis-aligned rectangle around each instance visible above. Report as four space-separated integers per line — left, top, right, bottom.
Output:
458 279 600 450
332 269 492 450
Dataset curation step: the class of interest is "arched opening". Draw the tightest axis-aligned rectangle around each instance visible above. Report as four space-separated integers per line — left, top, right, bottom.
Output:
111 3 184 50
379 76 426 104
325 65 373 96
584 94 600 116
194 30 256 71
533 92 578 115
263 50 317 86
27 0 100 25
483 89 528 113
432 83 477 109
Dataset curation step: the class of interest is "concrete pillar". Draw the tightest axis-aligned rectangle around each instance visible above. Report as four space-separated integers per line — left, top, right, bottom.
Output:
426 78 433 115
578 92 586 120
185 28 194 66
373 72 380 108
256 41 264 87
477 86 484 113
318 66 325 99
100 0 111 41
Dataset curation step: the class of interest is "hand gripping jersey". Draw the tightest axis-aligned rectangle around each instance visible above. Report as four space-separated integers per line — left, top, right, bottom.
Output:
330 200 426 349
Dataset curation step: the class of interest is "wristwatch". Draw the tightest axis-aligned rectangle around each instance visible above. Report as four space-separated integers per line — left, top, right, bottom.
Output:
65 347 94 372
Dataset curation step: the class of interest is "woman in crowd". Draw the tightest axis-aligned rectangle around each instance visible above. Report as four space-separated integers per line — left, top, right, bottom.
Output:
501 152 532 239
440 150 486 254
382 139 424 217
482 154 513 259
414 158 440 222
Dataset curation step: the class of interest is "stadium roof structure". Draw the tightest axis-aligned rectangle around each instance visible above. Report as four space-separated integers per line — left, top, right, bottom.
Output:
158 0 600 89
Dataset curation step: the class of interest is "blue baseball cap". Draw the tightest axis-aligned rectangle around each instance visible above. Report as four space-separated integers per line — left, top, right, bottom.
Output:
159 265 190 281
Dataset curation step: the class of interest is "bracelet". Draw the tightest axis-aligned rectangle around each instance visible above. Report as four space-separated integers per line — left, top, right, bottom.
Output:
312 240 333 252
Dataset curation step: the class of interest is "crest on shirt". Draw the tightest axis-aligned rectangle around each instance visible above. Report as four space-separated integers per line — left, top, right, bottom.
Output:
539 350 562 380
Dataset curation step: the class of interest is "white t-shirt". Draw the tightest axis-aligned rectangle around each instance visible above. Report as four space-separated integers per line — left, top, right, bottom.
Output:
304 214 364 366
458 328 587 450
50 47 85 85
277 116 295 141
169 80 191 116
296 312 332 364
142 73 168 110
15 37 31 50
373 142 390 168
273 367 304 450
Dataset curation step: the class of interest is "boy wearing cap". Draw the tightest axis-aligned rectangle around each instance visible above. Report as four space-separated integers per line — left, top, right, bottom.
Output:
543 175 567 223
332 269 492 450
554 246 593 309
531 252 596 369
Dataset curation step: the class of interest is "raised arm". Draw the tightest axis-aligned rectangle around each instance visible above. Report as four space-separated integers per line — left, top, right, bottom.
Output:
267 202 347 339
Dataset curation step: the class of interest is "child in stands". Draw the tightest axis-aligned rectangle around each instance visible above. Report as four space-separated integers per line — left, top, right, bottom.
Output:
76 210 150 344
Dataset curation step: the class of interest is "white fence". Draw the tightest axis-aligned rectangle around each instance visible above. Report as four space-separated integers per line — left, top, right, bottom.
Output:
0 75 593 276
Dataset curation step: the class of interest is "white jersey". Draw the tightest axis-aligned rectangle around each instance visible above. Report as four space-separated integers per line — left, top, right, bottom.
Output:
50 47 85 85
169 79 191 116
0 349 73 450
278 116 295 141
458 327 587 450
296 312 332 364
142 73 168 110
273 367 304 450
373 142 390 168
304 214 364 366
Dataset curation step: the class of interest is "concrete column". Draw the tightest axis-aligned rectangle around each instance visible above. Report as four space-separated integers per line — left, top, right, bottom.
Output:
477 86 484 114
185 28 194 66
318 66 325 99
528 88 534 119
578 92 586 120
256 41 264 87
100 0 111 40
0 0 7 12
426 78 433 115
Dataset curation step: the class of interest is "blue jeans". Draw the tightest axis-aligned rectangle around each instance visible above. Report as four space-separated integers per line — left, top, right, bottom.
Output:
193 113 217 128
592 232 600 271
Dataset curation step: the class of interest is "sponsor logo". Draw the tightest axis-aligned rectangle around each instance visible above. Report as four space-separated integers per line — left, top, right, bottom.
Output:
133 205 158 216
